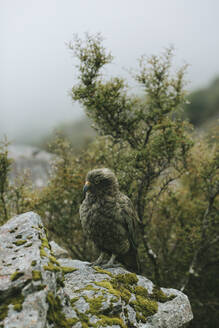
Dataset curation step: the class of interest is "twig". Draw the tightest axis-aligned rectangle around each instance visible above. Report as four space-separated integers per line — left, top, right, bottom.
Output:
180 197 216 291
142 232 160 285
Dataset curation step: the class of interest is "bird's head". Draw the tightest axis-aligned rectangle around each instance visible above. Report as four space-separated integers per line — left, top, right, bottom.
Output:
83 168 119 196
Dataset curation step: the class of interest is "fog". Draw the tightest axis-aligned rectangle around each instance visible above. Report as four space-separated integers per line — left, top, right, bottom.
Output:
1 0 219 142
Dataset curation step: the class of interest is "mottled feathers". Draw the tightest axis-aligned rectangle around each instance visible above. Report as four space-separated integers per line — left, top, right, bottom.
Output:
79 168 140 272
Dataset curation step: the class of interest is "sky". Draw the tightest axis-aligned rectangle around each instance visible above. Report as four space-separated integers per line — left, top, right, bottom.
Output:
1 0 219 141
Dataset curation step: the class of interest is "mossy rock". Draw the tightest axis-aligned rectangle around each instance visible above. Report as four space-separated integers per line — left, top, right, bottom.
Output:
13 240 27 246
0 289 24 321
61 266 77 274
32 270 42 281
10 271 24 281
46 292 78 328
151 286 176 303
44 262 61 272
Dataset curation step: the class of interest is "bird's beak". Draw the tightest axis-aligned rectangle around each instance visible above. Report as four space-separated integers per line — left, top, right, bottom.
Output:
83 181 90 195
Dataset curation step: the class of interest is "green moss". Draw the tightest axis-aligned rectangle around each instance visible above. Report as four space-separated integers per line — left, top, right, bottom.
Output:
15 234 23 239
70 273 159 326
93 272 160 324
118 286 131 303
13 302 23 311
151 286 176 303
32 226 41 231
36 284 46 291
0 289 24 321
44 262 61 272
134 285 149 298
40 247 48 258
11 293 25 312
0 303 8 322
39 234 51 259
75 309 90 327
111 273 138 303
84 284 99 292
74 284 99 294
73 294 126 328
71 286 125 327
93 266 113 277
41 244 75 275
43 268 171 326
10 271 24 281
46 292 78 328
94 281 120 300
39 234 50 257
40 235 50 249
56 275 65 288
84 295 106 315
94 273 137 303
49 256 60 266
113 273 138 286
31 260 37 266
130 295 158 323
13 240 27 246
97 315 126 328
70 297 79 306
124 307 128 318
32 270 42 281
61 266 77 274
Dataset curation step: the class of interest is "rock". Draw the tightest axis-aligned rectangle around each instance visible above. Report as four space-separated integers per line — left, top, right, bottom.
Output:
0 212 61 328
49 241 69 259
0 212 193 328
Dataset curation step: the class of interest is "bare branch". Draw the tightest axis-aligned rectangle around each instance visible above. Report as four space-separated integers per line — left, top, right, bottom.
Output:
180 196 217 291
142 232 160 285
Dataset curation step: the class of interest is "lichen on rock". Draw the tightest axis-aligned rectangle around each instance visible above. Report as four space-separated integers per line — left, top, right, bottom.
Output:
10 270 24 282
0 289 25 322
0 212 193 327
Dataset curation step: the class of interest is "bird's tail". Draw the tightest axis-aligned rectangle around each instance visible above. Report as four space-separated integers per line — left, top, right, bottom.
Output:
119 245 141 274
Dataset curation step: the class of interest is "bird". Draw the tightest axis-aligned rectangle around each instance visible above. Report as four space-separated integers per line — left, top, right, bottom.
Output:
79 168 140 273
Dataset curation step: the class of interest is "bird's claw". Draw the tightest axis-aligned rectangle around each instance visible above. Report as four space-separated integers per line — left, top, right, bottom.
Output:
87 252 106 267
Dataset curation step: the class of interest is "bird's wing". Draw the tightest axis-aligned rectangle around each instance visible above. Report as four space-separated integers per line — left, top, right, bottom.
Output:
118 193 140 249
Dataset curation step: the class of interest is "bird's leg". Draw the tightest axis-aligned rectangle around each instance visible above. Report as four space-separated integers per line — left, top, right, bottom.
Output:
101 253 121 269
88 251 105 267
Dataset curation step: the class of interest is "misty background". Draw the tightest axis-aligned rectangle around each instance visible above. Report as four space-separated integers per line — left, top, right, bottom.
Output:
1 0 219 144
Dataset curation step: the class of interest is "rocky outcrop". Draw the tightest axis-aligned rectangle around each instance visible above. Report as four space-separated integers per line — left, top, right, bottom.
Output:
0 212 193 328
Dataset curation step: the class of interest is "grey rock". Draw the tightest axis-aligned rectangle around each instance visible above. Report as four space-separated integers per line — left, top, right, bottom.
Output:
0 212 60 328
49 241 69 259
0 212 193 327
59 259 193 328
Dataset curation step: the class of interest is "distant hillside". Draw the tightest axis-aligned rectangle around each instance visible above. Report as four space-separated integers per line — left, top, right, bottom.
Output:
38 116 97 151
185 77 219 126
5 77 219 151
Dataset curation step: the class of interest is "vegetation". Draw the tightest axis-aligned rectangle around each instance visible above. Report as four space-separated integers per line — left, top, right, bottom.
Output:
0 140 34 225
0 35 218 327
185 77 219 126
